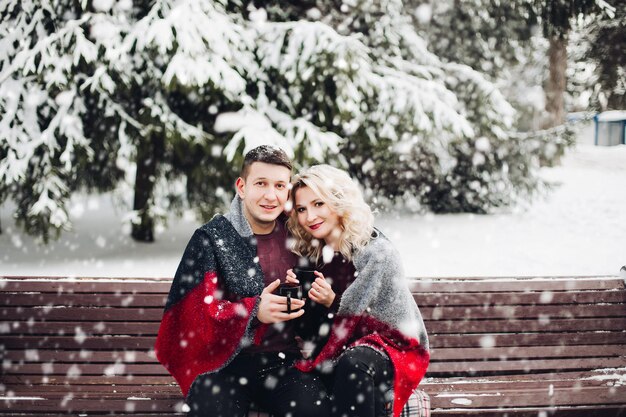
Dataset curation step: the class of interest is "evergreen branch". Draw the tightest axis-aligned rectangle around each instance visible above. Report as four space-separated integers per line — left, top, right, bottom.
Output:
0 13 92 84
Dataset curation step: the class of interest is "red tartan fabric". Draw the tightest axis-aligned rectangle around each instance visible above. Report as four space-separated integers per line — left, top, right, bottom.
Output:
296 315 429 417
155 271 259 397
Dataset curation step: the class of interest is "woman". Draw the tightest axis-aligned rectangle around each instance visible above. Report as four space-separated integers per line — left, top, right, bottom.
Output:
286 165 430 417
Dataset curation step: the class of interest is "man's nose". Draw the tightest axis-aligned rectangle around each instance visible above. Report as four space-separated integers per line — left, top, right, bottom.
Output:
264 187 277 201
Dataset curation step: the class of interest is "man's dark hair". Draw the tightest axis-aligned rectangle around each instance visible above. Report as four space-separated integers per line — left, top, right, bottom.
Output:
240 145 292 179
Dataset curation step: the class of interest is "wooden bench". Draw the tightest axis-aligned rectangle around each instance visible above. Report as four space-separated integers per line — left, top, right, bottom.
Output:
1 276 625 416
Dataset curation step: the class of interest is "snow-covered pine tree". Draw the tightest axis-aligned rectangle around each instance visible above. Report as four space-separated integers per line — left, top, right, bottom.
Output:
0 1 104 242
3 0 604 243
586 2 625 110
247 0 570 213
93 0 254 241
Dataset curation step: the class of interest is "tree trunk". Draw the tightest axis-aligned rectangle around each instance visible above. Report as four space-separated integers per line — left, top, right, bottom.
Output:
542 33 568 129
131 131 164 242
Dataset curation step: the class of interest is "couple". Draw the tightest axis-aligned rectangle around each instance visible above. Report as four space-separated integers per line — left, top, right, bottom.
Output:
155 145 430 417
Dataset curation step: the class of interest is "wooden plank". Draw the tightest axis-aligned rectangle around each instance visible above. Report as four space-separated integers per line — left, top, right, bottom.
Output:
3 289 625 308
0 391 179 399
2 385 624 412
1 375 177 385
430 405 626 417
429 345 626 360
0 398 182 413
0 279 173 293
423 375 625 392
408 277 624 293
2 303 623 323
2 276 623 294
8 344 622 364
2 350 156 363
430 332 626 348
420 304 626 320
1 336 156 350
6 331 624 351
0 358 607 378
5 318 624 338
3 385 181 395
0 294 168 308
414 290 626 306
428 385 626 408
2 322 159 336
425 317 626 334
0 414 185 417
0 307 163 321
425 369 626 385
426 357 626 375
4 363 168 376
5 317 625 338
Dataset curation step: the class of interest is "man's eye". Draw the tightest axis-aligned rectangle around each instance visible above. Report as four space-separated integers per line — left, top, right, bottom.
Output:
276 184 285 189
256 182 265 186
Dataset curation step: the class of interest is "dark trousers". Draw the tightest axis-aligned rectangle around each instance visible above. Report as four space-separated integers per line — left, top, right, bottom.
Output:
327 346 394 417
186 351 330 417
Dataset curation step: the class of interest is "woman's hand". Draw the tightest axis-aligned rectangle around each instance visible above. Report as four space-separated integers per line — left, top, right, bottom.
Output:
285 269 299 285
309 271 335 308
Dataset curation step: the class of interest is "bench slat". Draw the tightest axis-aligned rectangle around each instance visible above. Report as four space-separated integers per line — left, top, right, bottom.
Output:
5 344 624 363
426 356 626 375
429 385 626 408
426 317 626 333
3 290 625 307
7 357 625 376
414 290 626 306
408 278 625 292
3 385 624 413
3 276 623 293
3 331 625 350
429 406 626 417
3 303 623 322
1 294 168 307
430 332 626 348
0 279 172 293
5 317 626 337
421 304 626 320
0 307 163 321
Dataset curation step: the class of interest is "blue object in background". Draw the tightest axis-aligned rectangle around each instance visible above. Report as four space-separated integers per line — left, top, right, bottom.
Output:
594 111 626 146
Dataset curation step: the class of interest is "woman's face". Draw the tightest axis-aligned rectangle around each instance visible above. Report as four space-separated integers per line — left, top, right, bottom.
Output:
294 186 342 246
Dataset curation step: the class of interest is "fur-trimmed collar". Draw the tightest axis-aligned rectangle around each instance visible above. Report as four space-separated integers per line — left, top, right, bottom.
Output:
223 196 254 238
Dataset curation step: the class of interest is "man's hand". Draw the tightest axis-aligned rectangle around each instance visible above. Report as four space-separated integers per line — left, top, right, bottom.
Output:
257 279 305 324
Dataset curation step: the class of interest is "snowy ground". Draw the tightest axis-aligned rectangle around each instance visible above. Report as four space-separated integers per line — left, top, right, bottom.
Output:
1 143 625 279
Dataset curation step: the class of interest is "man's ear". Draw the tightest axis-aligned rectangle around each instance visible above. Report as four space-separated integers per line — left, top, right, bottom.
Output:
235 177 245 199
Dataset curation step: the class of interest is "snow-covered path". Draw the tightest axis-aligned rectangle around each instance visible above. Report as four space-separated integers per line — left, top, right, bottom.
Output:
1 144 624 278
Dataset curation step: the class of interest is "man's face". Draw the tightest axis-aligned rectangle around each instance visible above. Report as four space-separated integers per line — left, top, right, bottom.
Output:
236 162 291 233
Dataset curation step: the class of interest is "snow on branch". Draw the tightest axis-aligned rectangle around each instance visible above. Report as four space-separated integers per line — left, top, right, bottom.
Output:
143 94 211 143
123 0 253 95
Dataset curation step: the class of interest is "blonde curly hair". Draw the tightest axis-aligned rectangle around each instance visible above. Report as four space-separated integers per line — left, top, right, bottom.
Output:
287 165 374 262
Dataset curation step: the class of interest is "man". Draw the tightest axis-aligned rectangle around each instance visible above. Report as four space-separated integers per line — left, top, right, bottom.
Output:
155 145 328 417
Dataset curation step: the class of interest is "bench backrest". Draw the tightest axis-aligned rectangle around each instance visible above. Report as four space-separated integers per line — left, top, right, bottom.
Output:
1 276 624 415
411 277 626 377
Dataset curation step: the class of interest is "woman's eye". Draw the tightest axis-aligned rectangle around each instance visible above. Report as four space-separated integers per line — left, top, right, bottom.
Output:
296 207 305 213
315 201 324 207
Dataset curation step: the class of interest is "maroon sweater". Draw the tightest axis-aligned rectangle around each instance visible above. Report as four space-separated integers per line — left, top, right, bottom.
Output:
241 220 299 354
